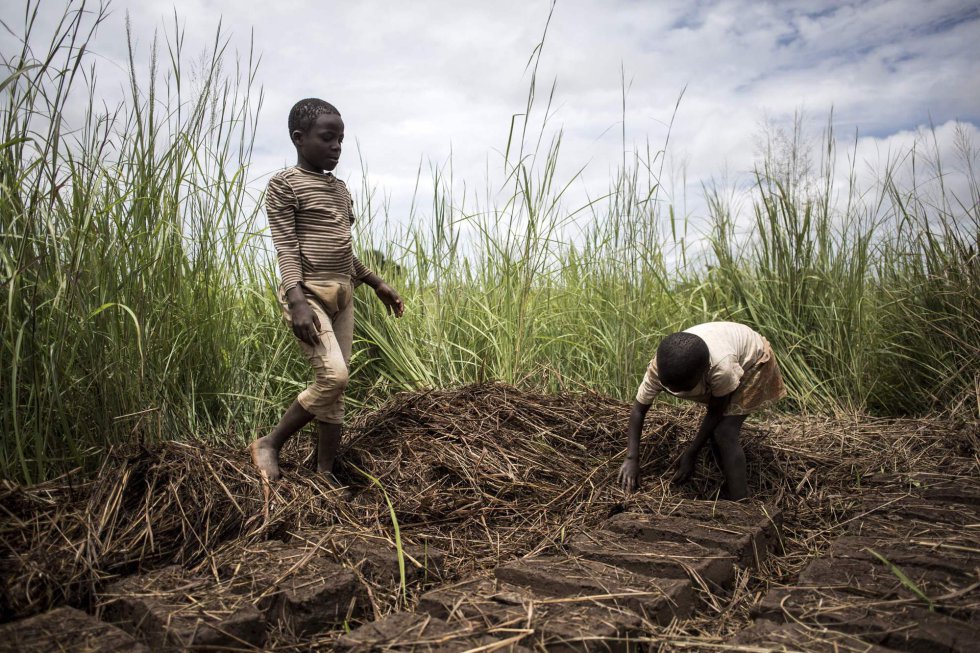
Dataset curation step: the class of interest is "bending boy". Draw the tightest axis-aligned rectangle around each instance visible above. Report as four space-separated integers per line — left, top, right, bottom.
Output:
619 322 786 499
250 98 403 483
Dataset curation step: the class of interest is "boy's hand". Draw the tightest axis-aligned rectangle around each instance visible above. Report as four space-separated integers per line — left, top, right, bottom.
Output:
619 457 640 492
290 300 321 347
670 451 696 484
375 282 404 317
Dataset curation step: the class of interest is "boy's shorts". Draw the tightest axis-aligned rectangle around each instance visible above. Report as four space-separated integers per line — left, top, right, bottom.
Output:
724 340 786 415
673 338 787 416
279 274 354 424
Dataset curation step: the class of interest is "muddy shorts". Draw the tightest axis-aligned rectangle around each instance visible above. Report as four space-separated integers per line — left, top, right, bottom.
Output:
279 274 354 424
726 339 786 415
682 339 787 416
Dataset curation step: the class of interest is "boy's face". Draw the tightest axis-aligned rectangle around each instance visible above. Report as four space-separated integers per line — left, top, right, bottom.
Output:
292 113 344 173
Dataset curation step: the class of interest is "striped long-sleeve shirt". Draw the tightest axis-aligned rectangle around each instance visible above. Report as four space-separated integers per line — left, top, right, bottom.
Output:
266 166 371 290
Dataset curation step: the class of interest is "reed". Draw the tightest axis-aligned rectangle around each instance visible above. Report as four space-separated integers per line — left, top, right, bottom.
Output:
1 2 295 483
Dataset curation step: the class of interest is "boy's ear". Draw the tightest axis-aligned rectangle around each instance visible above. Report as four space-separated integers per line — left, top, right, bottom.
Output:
290 129 305 145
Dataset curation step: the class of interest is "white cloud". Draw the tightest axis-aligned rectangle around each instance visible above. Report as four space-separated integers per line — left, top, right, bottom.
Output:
2 0 978 247
848 120 980 221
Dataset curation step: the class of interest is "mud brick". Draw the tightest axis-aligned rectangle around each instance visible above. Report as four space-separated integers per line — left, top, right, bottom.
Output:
731 618 904 653
419 576 643 653
829 536 979 579
234 541 367 636
796 538 980 622
656 500 783 535
913 478 980 508
850 493 980 529
866 472 980 510
99 566 265 651
756 586 980 653
0 606 150 653
340 539 445 585
848 508 978 540
660 500 782 556
493 555 693 625
604 507 779 567
336 612 532 653
291 531 445 585
798 557 980 623
567 530 735 590
848 513 980 549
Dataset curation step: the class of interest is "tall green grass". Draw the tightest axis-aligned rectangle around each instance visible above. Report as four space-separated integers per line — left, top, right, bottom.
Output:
352 110 978 418
2 3 978 483
1 2 301 483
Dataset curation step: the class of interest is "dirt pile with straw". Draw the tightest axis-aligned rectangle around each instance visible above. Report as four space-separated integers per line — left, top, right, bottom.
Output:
336 383 674 572
1 382 977 645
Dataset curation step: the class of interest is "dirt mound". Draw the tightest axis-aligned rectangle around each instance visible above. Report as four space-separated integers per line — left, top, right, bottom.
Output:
0 383 657 620
1 381 976 642
337 384 679 549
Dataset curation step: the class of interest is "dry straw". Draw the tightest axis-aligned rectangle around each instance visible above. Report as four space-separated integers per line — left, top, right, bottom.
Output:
1 382 976 649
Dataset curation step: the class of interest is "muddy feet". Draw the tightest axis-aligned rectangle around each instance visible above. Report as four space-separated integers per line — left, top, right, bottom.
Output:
249 437 282 481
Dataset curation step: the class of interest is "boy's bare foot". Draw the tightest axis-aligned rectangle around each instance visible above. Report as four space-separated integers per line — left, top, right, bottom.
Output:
249 437 282 481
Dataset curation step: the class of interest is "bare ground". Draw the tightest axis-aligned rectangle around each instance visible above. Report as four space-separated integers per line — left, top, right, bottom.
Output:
0 382 977 651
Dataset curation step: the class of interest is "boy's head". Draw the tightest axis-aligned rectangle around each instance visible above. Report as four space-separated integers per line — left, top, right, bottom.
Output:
656 332 709 392
288 98 340 134
288 98 344 173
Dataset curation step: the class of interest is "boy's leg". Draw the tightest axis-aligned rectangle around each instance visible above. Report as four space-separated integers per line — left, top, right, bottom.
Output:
316 421 342 474
251 297 338 481
314 299 354 476
711 415 749 500
709 438 723 471
250 400 315 481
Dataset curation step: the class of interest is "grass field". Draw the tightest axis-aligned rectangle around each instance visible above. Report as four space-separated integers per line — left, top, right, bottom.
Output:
2 3 978 484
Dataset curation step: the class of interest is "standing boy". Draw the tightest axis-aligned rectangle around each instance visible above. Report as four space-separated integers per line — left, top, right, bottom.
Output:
618 322 786 500
250 98 403 484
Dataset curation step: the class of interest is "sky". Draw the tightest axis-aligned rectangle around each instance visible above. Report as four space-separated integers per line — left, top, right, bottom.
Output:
4 0 980 243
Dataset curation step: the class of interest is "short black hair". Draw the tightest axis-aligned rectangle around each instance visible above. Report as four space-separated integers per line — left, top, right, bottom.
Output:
656 332 709 391
288 98 340 135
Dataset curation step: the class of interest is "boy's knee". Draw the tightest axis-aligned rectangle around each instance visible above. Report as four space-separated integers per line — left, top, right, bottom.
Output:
712 420 742 448
315 363 348 395
299 357 349 420
299 395 345 423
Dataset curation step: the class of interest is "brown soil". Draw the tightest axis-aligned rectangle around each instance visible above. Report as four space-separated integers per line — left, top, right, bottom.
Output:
0 381 976 651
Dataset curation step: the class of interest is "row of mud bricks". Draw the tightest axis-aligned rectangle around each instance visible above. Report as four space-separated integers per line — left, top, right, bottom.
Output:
340 501 784 652
0 532 445 652
3 480 977 652
0 500 780 652
731 478 980 653
340 479 980 652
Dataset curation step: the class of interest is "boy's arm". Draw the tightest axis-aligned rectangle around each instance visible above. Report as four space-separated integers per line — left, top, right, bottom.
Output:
283 285 320 346
359 269 404 318
266 176 304 291
266 176 320 346
619 400 651 492
671 393 731 483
